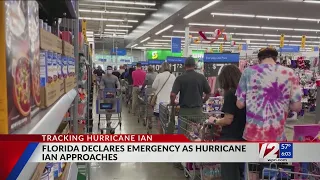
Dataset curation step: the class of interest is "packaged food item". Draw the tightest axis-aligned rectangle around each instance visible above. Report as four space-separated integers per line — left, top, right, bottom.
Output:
62 56 68 78
52 53 58 82
57 54 62 79
0 0 31 133
52 162 62 178
28 1 41 116
205 96 223 112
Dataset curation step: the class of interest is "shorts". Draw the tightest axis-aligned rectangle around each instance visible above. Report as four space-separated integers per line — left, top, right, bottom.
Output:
153 112 159 117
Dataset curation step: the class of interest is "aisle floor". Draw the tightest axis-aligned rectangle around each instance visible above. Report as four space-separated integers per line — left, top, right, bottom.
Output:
90 103 186 180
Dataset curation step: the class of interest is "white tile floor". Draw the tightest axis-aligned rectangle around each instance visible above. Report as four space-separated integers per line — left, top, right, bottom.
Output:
90 95 186 180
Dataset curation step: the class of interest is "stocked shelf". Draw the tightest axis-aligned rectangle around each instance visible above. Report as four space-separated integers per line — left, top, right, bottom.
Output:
13 89 77 134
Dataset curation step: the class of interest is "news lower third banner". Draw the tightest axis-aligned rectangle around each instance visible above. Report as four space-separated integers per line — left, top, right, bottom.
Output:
0 134 320 179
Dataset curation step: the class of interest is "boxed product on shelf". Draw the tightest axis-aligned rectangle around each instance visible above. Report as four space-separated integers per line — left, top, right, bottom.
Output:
56 53 65 97
0 0 32 133
39 26 63 108
62 41 76 93
28 1 41 117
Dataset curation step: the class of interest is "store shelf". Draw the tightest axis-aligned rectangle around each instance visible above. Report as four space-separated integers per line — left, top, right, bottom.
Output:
13 89 77 134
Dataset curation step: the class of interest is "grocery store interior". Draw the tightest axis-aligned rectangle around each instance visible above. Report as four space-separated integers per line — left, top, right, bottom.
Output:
2 0 320 179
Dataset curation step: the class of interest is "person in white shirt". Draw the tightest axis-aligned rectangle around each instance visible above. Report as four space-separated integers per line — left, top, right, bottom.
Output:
152 62 176 134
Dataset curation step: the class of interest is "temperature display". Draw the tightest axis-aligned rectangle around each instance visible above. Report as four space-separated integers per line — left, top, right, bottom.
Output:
279 143 293 158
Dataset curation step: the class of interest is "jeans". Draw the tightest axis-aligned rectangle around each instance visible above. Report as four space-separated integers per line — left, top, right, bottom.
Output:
131 87 139 115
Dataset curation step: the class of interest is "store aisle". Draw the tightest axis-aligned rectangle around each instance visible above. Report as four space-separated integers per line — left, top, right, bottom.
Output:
90 97 186 180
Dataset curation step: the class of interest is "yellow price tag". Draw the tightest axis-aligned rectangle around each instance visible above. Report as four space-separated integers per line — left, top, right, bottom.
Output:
219 44 223 53
301 35 306 49
279 34 285 48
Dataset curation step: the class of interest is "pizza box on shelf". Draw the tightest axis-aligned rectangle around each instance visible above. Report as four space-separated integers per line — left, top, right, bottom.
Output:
0 1 33 134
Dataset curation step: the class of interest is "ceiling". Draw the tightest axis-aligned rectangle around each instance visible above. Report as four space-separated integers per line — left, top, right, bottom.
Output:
124 0 320 51
78 0 165 43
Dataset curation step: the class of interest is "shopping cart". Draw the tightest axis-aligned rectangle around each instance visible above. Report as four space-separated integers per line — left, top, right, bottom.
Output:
96 88 122 134
178 114 222 179
95 76 102 93
123 81 133 113
137 87 155 134
159 103 180 134
245 162 320 180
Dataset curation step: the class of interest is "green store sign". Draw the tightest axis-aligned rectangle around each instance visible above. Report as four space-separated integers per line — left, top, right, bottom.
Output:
147 49 219 60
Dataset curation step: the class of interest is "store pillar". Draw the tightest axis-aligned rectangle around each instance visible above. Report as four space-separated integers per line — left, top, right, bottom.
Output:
184 26 190 57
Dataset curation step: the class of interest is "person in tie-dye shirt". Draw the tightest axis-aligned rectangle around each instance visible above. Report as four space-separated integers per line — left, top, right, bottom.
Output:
236 48 302 141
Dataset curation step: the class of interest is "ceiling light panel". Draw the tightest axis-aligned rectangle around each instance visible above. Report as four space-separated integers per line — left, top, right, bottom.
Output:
256 15 297 20
155 25 173 35
79 17 138 22
140 37 150 43
162 35 184 38
261 27 294 31
304 0 320 4
104 29 128 32
184 0 220 19
189 23 225 27
294 28 320 32
79 9 145 16
91 1 156 6
211 13 255 17
226 25 260 29
147 42 169 45
131 44 138 48
106 25 133 28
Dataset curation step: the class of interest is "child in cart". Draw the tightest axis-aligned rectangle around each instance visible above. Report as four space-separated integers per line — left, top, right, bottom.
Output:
207 65 246 180
100 65 121 127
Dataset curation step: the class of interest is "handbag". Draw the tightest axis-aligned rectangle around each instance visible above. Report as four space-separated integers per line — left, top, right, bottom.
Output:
150 74 171 106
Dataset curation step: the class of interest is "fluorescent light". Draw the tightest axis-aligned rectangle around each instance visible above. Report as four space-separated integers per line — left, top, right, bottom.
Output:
162 35 184 38
266 39 280 42
184 0 220 19
256 15 297 20
155 24 173 35
297 18 319 22
235 33 264 36
86 31 94 34
147 42 169 45
143 44 169 47
79 9 145 16
226 25 260 29
131 44 138 48
92 1 156 6
189 23 225 27
242 38 266 41
261 27 294 30
106 25 133 28
304 0 320 4
211 13 255 18
140 37 150 43
103 32 126 35
294 28 320 32
264 34 279 37
79 17 138 22
104 29 128 32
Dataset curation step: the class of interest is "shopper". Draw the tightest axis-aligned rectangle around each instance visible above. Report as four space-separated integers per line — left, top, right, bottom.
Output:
99 65 121 126
152 62 176 134
236 47 302 141
132 63 146 116
142 65 158 94
208 65 245 180
112 66 121 79
93 65 105 82
171 57 211 116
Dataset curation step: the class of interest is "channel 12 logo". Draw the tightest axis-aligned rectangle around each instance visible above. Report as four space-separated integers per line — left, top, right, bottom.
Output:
259 143 293 162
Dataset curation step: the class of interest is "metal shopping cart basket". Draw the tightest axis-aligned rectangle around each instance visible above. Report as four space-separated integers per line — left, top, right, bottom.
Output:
245 162 320 180
96 88 122 134
178 114 222 180
137 88 155 134
159 103 180 134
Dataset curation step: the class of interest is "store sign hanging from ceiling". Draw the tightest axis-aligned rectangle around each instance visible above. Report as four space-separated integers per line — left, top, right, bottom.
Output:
203 53 240 77
278 45 300 53
110 48 127 56
171 37 182 53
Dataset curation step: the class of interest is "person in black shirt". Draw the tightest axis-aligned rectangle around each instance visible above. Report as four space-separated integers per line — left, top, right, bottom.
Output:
112 66 121 79
93 65 105 83
209 65 245 180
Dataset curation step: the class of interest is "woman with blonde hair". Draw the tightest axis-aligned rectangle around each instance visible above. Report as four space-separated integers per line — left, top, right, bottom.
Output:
152 62 176 134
